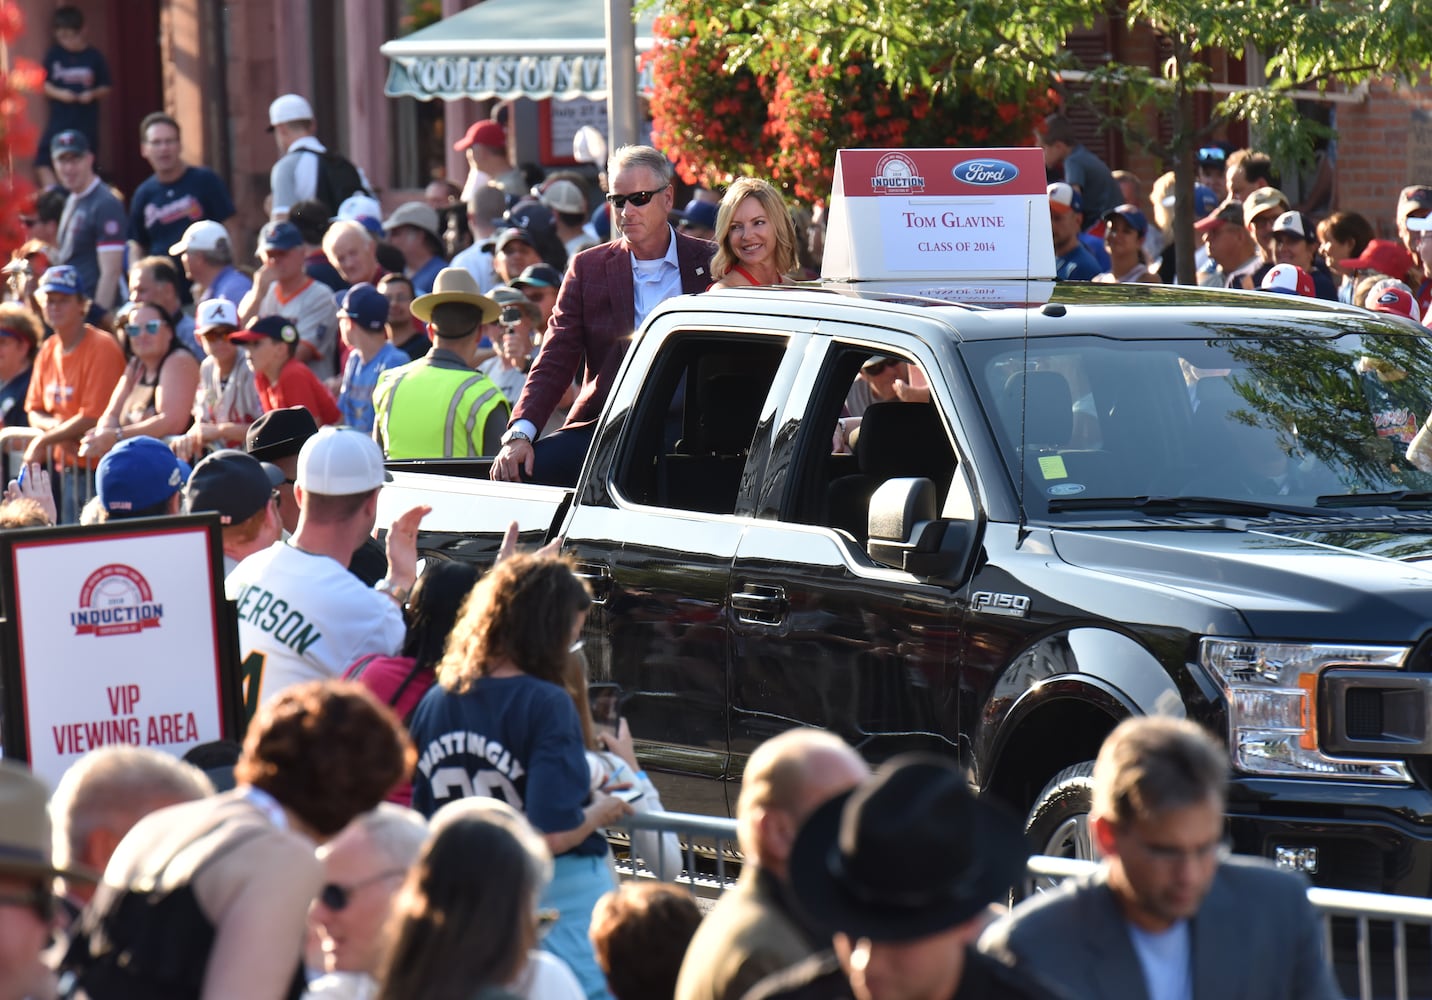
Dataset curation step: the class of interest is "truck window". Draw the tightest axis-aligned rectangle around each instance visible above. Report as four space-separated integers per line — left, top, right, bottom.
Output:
611 334 787 515
782 347 958 544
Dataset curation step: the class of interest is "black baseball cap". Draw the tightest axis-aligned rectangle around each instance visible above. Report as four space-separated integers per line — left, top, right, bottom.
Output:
183 450 284 525
246 406 318 463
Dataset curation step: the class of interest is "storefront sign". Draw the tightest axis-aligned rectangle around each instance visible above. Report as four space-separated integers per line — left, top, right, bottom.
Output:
384 53 656 102
0 518 240 787
822 148 1055 282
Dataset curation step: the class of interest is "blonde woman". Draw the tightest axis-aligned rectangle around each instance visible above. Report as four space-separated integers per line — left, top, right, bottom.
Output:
710 178 800 288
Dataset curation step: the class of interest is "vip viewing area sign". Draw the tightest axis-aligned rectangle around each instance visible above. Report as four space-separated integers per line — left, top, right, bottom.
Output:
0 516 242 787
821 147 1056 287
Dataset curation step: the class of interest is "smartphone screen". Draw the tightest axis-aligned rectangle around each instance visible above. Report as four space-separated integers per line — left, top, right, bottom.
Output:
589 683 621 734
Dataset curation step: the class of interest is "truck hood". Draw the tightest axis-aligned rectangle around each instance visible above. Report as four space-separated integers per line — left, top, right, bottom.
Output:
1049 522 1432 641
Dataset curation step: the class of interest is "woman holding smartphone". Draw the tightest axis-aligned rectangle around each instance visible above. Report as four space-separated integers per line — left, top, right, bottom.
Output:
407 553 631 1000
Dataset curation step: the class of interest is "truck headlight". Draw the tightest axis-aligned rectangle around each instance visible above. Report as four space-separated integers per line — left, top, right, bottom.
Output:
1200 639 1412 782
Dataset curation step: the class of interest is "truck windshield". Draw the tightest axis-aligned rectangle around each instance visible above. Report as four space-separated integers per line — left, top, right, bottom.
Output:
966 330 1432 518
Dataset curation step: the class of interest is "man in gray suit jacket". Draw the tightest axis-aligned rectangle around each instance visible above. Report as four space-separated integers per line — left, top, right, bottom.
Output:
979 716 1340 1000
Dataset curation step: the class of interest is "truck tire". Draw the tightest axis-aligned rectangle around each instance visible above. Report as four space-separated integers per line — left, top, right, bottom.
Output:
1025 761 1097 863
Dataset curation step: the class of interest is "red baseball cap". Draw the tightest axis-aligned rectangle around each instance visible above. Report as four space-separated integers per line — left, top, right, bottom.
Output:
1370 287 1421 323
454 119 506 152
1260 263 1315 298
1339 239 1413 279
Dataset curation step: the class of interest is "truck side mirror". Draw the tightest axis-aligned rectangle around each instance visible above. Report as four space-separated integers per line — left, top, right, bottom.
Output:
867 477 964 575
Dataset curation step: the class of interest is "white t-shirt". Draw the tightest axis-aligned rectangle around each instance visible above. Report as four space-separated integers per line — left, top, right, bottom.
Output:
227 542 404 710
271 136 325 220
511 950 585 1000
1127 919 1193 1000
258 278 340 380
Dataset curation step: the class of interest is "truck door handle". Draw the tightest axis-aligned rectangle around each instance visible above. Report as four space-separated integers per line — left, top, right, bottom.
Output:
731 584 787 626
572 562 612 604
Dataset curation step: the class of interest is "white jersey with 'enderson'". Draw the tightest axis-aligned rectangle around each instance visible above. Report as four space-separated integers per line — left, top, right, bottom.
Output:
226 542 404 716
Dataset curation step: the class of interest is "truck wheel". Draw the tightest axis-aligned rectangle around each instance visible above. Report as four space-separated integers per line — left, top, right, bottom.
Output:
1024 762 1097 889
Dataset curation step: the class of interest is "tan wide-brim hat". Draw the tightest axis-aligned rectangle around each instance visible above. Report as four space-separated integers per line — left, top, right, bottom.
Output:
0 760 94 883
410 267 500 325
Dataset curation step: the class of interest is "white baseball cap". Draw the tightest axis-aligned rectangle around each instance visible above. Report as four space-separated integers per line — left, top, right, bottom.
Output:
268 93 315 130
169 220 229 256
540 179 587 215
297 427 386 496
335 193 383 224
195 298 239 333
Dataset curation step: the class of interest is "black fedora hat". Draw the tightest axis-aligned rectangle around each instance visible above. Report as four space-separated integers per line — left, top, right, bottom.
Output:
789 752 1028 942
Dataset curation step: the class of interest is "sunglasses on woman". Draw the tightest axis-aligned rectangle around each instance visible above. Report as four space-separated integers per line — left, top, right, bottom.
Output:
605 185 668 209
125 319 166 337
319 869 406 911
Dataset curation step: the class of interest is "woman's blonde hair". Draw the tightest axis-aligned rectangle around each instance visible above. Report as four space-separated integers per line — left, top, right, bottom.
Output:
435 553 591 693
711 178 799 282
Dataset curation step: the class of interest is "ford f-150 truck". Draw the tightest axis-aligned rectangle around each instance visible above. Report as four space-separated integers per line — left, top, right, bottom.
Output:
379 280 1432 894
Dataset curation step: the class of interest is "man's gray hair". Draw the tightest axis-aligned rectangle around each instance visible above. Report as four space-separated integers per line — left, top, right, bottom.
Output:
50 745 214 869
608 145 673 187
333 802 430 869
322 219 376 256
198 240 234 267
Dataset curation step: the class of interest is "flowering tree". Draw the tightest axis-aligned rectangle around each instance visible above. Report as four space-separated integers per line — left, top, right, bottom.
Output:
0 1 40 259
647 6 1051 205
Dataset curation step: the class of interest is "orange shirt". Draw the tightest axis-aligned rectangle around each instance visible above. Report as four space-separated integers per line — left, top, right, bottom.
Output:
255 358 341 427
25 325 126 466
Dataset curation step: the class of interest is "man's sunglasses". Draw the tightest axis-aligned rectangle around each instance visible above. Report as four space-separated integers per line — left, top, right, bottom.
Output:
319 869 405 911
605 185 668 210
125 319 165 337
863 359 897 376
0 884 54 923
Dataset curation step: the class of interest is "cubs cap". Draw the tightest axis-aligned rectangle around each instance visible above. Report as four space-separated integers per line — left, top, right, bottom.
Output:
97 436 191 515
246 406 318 462
37 265 82 297
268 94 314 131
230 315 299 345
1260 262 1316 298
184 450 284 525
297 426 387 496
195 298 239 334
335 282 390 332
169 220 229 256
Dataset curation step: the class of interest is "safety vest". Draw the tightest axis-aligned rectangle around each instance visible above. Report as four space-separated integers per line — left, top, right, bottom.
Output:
373 348 509 459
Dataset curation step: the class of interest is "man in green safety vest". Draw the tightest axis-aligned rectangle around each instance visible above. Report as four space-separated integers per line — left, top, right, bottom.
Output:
372 267 508 458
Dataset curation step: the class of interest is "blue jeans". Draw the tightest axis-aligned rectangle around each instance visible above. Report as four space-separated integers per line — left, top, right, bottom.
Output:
540 852 616 1000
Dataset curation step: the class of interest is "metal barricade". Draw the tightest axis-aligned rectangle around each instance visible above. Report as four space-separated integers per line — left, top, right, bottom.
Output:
613 810 742 898
1026 855 1432 1000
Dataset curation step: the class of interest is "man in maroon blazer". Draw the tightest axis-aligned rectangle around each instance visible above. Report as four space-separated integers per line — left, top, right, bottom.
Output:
491 145 716 485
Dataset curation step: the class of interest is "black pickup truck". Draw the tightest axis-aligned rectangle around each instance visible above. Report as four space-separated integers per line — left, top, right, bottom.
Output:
380 280 1432 895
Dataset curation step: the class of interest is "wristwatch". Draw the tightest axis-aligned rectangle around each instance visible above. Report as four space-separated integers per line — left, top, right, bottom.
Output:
501 427 533 447
374 578 410 605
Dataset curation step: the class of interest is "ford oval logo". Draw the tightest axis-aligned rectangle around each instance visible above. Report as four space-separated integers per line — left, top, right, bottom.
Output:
953 159 1019 186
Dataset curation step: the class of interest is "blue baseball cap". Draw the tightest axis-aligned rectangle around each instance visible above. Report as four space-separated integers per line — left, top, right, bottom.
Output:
335 282 390 332
97 436 192 516
37 265 82 297
674 198 718 231
1101 204 1149 240
50 130 90 159
1194 184 1219 218
259 221 304 252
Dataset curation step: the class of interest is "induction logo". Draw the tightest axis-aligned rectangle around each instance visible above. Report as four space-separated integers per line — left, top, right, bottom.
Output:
71 564 164 637
870 153 926 194
952 159 1019 186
